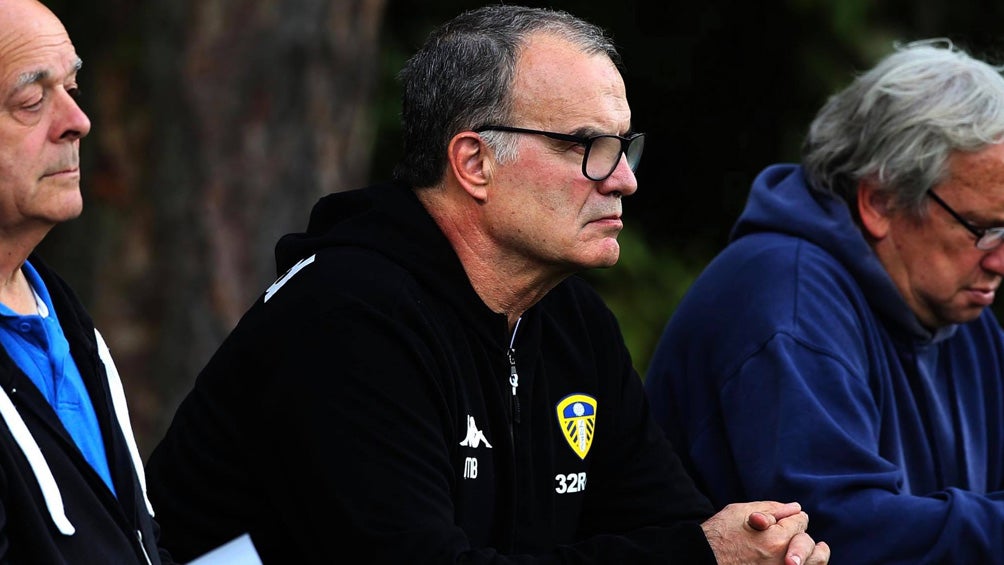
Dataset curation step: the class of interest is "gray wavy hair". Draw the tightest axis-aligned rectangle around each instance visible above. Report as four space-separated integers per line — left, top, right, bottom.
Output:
393 5 620 188
802 39 1004 216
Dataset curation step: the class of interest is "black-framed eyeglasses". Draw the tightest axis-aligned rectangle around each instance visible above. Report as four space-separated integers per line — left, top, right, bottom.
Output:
927 190 1004 250
473 125 645 182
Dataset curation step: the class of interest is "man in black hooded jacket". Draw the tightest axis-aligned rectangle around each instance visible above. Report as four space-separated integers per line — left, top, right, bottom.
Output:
145 5 829 564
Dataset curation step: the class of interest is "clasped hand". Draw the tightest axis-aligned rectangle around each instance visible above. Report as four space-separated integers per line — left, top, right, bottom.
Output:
702 501 830 565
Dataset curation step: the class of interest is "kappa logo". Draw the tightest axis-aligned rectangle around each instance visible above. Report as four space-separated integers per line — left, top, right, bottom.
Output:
459 415 492 449
264 254 316 303
556 394 596 460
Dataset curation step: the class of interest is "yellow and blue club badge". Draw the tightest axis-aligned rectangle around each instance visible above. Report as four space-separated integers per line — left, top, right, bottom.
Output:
556 394 596 460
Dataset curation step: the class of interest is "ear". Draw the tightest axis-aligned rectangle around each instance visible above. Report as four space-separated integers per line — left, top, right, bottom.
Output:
857 178 893 240
447 132 491 202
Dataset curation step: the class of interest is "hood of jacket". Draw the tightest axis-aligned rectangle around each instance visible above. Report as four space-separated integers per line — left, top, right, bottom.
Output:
273 181 508 339
730 163 954 342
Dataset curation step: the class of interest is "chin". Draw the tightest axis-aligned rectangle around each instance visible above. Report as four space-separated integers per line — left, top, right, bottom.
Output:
595 256 620 269
569 239 621 271
58 202 84 221
957 308 986 325
934 307 985 328
60 191 84 217
584 250 621 270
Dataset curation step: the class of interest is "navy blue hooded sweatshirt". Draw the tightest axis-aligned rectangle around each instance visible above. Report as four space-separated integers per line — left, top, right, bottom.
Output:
646 164 1004 564
146 182 717 564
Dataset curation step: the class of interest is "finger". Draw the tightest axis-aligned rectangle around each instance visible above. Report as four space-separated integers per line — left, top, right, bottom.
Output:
747 511 776 531
769 501 802 521
804 541 831 565
775 511 810 535
784 532 818 565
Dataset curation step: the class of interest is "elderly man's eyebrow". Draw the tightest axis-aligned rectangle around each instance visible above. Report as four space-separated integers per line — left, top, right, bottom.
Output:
14 70 46 90
13 57 83 91
572 124 634 138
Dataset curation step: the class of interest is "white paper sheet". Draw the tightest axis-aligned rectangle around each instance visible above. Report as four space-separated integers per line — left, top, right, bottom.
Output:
186 533 262 565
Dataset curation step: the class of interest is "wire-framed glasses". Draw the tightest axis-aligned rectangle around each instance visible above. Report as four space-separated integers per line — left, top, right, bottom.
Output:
927 190 1004 250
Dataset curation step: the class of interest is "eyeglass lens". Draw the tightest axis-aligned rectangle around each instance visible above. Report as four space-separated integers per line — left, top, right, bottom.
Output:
585 135 645 180
978 230 1004 250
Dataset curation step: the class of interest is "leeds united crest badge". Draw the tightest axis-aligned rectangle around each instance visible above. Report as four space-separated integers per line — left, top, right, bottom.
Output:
556 394 596 460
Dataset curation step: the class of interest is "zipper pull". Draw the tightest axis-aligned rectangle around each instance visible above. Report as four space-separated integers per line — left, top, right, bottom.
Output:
507 317 522 424
508 349 519 396
508 348 521 424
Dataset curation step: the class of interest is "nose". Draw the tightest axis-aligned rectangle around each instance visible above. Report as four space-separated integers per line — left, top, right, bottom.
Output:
980 243 1004 278
52 88 91 142
598 153 638 197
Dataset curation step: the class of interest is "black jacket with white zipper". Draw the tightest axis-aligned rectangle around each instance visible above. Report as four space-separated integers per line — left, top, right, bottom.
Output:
147 182 716 564
0 255 164 564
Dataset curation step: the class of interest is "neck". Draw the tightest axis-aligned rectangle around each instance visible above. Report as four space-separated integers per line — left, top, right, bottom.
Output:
0 227 49 316
0 265 37 315
416 187 565 331
466 259 561 331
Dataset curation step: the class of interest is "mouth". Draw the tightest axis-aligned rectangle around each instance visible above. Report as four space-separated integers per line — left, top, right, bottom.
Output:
41 166 79 179
587 214 623 227
966 286 997 306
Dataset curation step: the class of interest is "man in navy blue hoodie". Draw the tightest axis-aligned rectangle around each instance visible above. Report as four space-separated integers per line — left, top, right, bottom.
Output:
646 39 1004 564
145 5 829 564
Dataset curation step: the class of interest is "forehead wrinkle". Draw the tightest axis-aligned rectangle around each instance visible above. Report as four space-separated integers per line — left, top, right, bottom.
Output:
941 145 1004 225
518 68 629 133
514 35 630 137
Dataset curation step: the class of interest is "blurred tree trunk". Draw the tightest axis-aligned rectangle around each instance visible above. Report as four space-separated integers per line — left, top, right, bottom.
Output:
43 0 386 456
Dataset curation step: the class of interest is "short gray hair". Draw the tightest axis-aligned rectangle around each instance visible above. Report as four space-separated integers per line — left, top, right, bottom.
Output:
393 5 621 188
802 39 1004 216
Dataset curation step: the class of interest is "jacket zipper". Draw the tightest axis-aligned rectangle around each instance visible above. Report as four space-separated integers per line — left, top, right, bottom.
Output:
506 317 522 552
507 317 521 426
137 530 153 565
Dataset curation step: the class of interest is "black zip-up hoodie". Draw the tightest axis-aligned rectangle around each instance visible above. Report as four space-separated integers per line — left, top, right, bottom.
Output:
0 255 165 564
146 182 716 564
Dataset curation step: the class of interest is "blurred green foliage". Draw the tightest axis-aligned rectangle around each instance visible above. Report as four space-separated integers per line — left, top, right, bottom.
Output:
583 228 702 380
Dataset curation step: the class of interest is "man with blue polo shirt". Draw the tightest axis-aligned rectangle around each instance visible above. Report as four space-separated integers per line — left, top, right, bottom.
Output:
0 1 168 562
0 261 116 496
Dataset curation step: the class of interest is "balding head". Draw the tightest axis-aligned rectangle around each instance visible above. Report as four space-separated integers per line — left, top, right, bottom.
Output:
0 0 89 239
0 0 66 39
